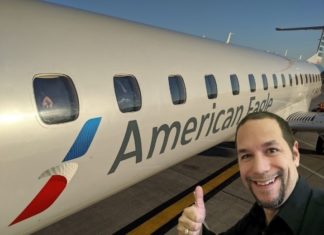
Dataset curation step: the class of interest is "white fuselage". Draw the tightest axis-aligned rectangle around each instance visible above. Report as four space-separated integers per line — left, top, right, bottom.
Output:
0 1 322 234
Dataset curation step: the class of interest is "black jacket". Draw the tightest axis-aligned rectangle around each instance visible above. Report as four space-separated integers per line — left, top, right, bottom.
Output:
203 177 324 235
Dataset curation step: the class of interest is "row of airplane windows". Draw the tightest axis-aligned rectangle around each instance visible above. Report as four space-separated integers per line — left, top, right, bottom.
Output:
33 73 322 125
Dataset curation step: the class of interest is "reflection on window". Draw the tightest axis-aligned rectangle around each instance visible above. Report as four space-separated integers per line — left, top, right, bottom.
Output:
114 75 142 113
33 74 79 124
248 74 256 92
169 75 186 105
281 74 286 87
262 74 268 90
204 74 217 99
272 74 278 89
230 74 240 95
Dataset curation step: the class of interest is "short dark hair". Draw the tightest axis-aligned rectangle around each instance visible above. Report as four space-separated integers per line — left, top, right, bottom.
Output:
235 112 295 150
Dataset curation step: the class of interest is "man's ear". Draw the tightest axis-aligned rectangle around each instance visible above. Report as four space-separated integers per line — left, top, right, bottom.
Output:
292 141 300 167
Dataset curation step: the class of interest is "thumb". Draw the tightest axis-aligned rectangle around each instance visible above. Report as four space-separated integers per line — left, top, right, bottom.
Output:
194 186 205 210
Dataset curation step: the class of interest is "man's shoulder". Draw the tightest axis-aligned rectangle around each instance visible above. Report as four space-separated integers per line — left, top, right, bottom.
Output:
298 187 324 234
311 187 324 206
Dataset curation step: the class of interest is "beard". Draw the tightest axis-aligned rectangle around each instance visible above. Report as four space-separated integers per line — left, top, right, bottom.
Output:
247 170 286 209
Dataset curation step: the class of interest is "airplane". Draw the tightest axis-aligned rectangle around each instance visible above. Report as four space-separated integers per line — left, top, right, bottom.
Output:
1 0 324 234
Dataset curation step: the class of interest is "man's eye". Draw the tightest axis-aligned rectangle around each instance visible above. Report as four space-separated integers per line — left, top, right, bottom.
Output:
240 154 251 160
267 148 279 154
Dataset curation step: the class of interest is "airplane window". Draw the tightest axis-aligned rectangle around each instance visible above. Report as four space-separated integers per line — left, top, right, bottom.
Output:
114 75 142 113
33 74 79 124
300 74 303 85
230 74 240 95
305 74 308 84
272 74 278 89
295 75 299 85
261 74 268 90
248 74 256 92
281 74 286 87
289 74 293 86
204 74 217 99
168 75 186 105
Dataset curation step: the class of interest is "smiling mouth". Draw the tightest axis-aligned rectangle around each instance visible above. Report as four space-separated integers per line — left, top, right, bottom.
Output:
252 176 278 186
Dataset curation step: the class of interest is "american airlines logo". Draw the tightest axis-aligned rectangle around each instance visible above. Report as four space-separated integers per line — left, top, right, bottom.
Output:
9 118 102 226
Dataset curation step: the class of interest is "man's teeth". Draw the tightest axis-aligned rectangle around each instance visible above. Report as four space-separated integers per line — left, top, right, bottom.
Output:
255 178 276 186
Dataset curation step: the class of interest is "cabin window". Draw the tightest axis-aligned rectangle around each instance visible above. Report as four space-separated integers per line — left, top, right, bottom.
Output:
248 74 256 92
33 74 79 124
230 74 240 95
305 74 308 84
281 74 286 87
114 75 142 112
262 74 268 90
289 74 293 86
169 75 186 105
204 74 217 99
295 75 299 85
312 74 315 83
272 74 278 89
300 74 303 85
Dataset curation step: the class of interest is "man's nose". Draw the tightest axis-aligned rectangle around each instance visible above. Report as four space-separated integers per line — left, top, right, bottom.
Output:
251 154 270 174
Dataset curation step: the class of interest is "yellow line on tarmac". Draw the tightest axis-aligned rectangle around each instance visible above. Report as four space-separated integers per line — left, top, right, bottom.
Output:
127 163 239 235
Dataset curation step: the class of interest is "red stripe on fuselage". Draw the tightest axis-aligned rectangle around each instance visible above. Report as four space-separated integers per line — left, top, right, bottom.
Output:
10 175 67 226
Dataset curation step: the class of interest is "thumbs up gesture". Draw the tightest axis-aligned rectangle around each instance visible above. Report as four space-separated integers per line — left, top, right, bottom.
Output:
177 186 206 235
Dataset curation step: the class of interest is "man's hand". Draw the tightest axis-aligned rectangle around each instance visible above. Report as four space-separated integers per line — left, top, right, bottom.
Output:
177 186 206 235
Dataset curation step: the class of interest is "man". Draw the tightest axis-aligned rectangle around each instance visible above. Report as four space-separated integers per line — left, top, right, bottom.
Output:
177 111 324 235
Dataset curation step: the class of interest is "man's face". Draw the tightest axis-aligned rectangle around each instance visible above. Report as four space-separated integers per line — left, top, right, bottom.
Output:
236 118 300 209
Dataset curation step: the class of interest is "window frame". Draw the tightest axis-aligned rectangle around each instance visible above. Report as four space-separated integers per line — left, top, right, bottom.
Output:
168 75 187 105
204 74 218 99
248 74 256 92
113 75 142 113
272 74 278 89
33 73 79 124
281 74 286 88
261 74 268 90
230 74 240 95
